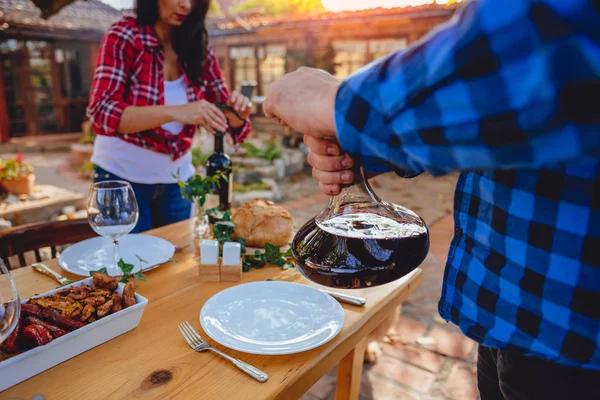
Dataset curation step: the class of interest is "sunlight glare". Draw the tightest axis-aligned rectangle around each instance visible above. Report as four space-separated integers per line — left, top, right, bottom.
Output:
322 0 458 12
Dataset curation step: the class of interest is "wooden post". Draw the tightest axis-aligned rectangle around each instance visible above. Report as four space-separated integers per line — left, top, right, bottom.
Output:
49 43 65 132
20 43 39 136
335 337 367 400
0 61 10 143
254 46 262 96
88 41 99 76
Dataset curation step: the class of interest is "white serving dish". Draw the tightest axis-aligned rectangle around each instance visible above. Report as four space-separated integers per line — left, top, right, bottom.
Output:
0 277 148 391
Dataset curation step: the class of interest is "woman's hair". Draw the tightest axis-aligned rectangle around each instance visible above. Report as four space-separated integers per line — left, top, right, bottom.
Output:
136 0 211 85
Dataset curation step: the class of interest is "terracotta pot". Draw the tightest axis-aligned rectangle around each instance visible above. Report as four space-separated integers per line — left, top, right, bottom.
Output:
2 174 35 196
70 143 94 169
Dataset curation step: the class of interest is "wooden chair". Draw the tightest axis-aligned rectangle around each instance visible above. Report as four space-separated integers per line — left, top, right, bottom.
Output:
0 219 97 270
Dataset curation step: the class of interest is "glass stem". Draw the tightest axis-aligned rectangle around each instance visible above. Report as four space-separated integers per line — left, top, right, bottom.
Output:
113 239 120 267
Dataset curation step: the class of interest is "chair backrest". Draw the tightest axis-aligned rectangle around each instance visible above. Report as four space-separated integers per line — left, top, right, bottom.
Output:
0 218 97 269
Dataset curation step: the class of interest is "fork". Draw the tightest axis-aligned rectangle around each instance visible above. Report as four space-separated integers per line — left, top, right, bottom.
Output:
178 321 269 383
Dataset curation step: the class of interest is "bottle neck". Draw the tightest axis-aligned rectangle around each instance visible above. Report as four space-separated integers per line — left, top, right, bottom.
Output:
213 133 225 153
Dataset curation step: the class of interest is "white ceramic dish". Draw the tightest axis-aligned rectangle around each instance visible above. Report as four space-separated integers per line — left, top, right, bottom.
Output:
59 234 175 277
0 278 148 391
200 281 345 355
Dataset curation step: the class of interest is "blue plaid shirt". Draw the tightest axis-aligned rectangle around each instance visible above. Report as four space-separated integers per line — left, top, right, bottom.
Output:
335 0 600 370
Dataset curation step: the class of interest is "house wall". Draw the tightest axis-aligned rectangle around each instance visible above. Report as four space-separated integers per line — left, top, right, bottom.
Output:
0 9 455 141
0 32 101 142
208 12 453 94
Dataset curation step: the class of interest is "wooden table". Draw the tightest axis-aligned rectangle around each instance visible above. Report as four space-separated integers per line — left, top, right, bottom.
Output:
0 185 85 225
3 219 422 400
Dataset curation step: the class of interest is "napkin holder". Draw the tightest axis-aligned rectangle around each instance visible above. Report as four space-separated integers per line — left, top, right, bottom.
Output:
220 258 243 282
199 257 221 282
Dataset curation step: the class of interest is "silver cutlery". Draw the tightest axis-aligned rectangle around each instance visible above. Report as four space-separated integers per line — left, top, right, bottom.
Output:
32 263 73 286
320 290 366 307
178 321 269 383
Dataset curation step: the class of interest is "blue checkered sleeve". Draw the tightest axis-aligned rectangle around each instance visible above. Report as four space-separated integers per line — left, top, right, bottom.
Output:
335 0 600 176
335 0 600 371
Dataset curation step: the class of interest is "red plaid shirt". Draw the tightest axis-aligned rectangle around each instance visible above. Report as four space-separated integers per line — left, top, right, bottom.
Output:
87 16 251 160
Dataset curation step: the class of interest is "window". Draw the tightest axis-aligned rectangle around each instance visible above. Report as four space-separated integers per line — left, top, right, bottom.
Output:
369 38 408 62
0 40 27 137
55 48 84 99
27 41 57 133
258 45 286 95
230 46 257 91
333 41 367 79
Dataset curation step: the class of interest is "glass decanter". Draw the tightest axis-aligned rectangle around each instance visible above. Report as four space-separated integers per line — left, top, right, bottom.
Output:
292 166 429 289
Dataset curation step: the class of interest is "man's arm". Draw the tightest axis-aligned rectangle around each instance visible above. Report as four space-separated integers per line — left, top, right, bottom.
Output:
336 0 600 176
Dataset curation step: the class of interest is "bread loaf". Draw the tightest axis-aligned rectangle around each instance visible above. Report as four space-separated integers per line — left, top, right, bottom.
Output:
232 199 293 248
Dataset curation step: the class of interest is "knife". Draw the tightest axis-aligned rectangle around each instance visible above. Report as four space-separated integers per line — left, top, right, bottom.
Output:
320 290 367 307
32 263 73 286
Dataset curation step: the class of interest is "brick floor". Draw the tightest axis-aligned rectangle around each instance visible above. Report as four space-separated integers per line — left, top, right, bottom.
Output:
361 374 419 400
390 316 428 344
423 327 476 361
443 363 479 400
300 180 481 400
381 343 446 373
369 356 436 392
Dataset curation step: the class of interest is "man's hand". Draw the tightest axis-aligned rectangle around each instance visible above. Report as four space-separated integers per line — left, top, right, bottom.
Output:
304 135 355 196
264 67 340 140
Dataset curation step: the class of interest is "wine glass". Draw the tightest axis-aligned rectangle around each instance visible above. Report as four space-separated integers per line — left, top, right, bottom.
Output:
87 181 139 269
0 260 20 345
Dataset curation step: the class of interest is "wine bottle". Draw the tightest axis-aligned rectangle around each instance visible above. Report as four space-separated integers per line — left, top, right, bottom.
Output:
205 132 232 219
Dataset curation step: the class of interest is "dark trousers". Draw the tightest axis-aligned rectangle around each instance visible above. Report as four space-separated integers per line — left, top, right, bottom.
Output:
478 345 600 400
94 166 192 233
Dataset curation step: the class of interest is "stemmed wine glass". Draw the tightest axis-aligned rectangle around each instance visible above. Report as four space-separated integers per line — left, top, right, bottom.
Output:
87 181 139 269
0 260 20 345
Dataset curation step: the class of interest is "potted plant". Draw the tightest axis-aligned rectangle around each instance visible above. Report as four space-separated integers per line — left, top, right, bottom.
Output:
0 153 35 196
71 120 95 169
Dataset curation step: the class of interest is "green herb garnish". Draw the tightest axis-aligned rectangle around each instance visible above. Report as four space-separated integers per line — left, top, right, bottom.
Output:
89 255 147 283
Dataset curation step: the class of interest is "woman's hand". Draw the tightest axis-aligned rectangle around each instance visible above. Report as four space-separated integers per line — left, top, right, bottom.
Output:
304 135 355 196
225 91 252 128
170 100 228 134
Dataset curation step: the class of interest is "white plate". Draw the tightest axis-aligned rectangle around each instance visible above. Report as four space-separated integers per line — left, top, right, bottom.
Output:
59 234 175 277
200 281 345 355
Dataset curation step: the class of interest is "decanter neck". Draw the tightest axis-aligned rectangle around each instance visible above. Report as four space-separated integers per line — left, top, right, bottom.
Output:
315 166 383 224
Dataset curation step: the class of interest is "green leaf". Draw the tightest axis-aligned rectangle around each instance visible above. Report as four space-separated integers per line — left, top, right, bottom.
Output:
283 247 293 258
242 260 251 273
283 262 295 270
119 277 129 284
215 221 236 228
271 258 285 267
236 237 247 254
133 271 147 282
264 243 283 262
89 267 108 276
118 259 135 276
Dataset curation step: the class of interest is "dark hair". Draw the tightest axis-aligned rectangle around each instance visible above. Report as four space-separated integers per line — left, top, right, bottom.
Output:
136 0 211 85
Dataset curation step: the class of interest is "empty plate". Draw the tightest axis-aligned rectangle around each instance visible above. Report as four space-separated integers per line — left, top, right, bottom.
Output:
59 234 175 277
200 281 345 355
